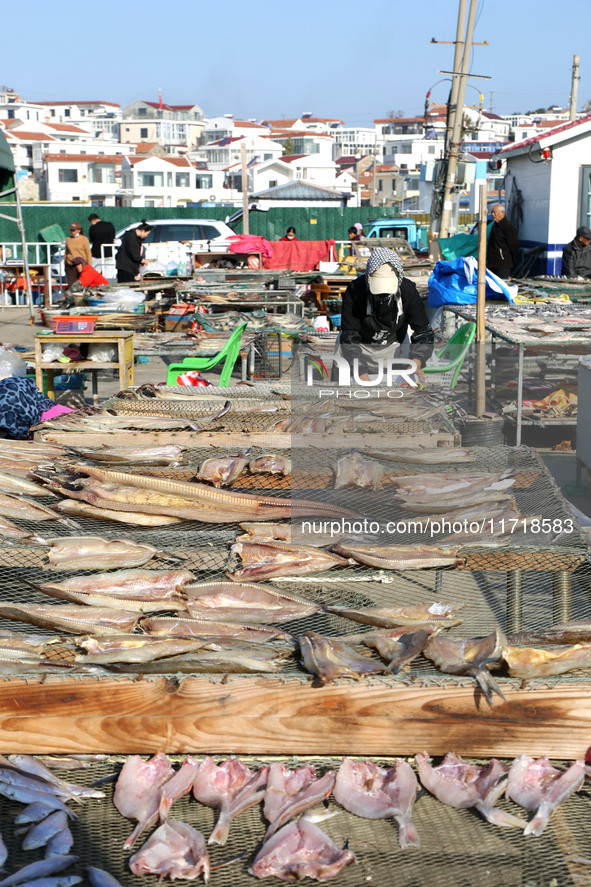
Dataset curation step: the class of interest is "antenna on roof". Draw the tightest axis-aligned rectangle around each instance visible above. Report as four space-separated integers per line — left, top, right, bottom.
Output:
158 88 163 110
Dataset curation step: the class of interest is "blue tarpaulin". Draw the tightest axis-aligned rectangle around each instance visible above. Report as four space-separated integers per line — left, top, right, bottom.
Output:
428 257 517 308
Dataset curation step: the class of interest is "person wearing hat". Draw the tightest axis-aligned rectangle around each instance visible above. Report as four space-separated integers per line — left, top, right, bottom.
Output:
71 257 109 287
561 226 591 278
64 222 92 287
339 247 434 381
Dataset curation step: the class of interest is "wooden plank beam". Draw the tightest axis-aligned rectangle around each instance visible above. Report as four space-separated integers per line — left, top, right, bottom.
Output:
0 675 589 758
34 431 458 449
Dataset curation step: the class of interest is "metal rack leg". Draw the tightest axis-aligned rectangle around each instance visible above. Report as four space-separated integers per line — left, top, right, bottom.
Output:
552 571 572 624
506 569 523 634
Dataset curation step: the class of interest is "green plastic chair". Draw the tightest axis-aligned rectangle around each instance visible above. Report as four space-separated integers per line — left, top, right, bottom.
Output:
165 322 248 388
423 321 476 389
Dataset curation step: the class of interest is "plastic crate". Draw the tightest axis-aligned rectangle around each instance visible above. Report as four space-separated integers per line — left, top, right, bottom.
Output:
50 315 99 334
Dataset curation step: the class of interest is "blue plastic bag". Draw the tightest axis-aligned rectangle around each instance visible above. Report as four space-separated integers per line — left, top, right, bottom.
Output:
428 257 516 308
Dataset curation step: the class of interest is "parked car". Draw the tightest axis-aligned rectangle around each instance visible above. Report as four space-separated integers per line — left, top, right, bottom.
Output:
51 218 237 280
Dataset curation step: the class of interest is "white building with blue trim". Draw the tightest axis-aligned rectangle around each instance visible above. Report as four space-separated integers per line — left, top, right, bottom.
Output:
499 113 591 275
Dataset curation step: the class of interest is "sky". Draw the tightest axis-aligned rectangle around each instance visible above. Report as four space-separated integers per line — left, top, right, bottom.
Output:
5 0 590 125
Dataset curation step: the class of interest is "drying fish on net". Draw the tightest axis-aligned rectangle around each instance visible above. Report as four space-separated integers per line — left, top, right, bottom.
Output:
44 536 176 571
195 452 250 487
333 758 420 848
0 515 47 545
299 632 390 683
248 454 291 476
0 492 77 527
115 643 293 675
398 487 515 514
0 457 58 478
87 868 125 887
53 463 351 522
31 581 187 613
227 541 350 582
114 753 192 849
332 450 384 491
329 542 463 570
263 763 336 840
74 636 209 665
500 642 591 678
325 601 464 630
193 756 269 846
0 439 67 459
360 447 476 465
415 753 525 829
0 603 140 635
423 629 506 706
182 580 321 623
141 616 294 645
391 470 515 497
363 628 431 674
237 522 292 541
0 470 57 499
129 819 210 880
32 408 206 433
505 755 585 836
55 499 184 527
65 444 186 466
249 819 356 882
36 568 193 600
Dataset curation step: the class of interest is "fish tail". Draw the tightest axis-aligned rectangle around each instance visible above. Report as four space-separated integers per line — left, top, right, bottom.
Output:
395 815 420 848
475 802 525 829
208 806 231 845
474 669 506 706
524 801 552 836
123 821 145 849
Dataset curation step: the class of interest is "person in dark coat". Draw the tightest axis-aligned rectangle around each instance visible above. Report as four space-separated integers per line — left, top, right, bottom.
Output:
561 225 591 278
339 247 434 380
486 204 519 279
115 221 152 283
88 213 116 263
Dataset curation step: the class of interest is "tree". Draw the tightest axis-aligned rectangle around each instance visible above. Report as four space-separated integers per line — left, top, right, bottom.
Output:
282 137 295 155
386 109 405 119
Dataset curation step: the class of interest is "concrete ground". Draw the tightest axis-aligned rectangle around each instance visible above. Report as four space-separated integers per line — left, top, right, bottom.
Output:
2 307 590 525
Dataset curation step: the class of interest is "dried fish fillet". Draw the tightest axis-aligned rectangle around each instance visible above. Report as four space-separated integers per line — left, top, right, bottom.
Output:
333 451 384 490
330 543 462 570
326 601 464 630
183 580 321 624
196 454 250 488
0 604 139 635
423 629 506 706
227 541 349 582
299 632 389 683
55 499 183 526
501 643 591 678
46 536 162 570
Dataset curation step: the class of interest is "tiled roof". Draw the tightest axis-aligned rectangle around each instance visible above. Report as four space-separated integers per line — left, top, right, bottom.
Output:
141 101 198 112
374 117 423 123
208 135 244 146
500 112 591 153
234 121 266 129
9 131 54 141
134 142 160 153
43 153 125 163
46 123 89 133
270 130 334 139
280 154 307 162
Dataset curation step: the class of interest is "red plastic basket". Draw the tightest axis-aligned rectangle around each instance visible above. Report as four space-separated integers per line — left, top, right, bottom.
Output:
50 315 99 334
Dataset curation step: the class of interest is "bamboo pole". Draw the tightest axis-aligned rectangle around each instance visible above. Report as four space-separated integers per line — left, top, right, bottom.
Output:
475 182 487 416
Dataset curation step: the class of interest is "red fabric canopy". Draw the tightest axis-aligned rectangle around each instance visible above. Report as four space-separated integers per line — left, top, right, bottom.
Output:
262 239 337 271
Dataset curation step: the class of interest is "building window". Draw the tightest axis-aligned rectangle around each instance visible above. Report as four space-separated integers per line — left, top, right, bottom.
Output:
175 172 190 188
195 174 212 189
140 128 148 138
58 169 78 183
138 107 147 117
138 172 164 187
50 109 55 117
167 172 173 187
7 110 14 119
428 145 436 154
268 180 277 188
64 109 70 117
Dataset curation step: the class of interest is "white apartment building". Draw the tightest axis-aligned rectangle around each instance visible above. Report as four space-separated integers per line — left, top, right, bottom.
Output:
383 136 444 171
332 126 376 160
118 156 225 207
202 117 270 143
120 101 204 151
43 153 127 204
204 133 284 168
37 101 121 139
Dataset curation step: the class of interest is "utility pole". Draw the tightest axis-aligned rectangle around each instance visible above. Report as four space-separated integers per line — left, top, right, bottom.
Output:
439 0 478 238
569 54 580 121
445 0 468 154
241 140 249 235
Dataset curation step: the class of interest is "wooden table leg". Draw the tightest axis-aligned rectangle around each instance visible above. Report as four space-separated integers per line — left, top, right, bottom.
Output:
46 369 56 402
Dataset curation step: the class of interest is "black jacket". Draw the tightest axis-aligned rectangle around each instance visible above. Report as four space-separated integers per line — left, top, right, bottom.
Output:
88 220 116 259
116 230 144 276
561 238 591 278
340 275 434 370
487 216 519 275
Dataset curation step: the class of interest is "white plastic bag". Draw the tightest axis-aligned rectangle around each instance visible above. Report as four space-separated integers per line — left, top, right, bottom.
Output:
0 348 26 378
41 343 66 362
88 343 116 363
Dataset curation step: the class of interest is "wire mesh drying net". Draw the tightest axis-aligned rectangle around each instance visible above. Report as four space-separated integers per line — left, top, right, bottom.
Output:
0 755 589 887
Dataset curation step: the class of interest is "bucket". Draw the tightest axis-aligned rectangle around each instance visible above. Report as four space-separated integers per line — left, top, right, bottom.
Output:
457 416 505 447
